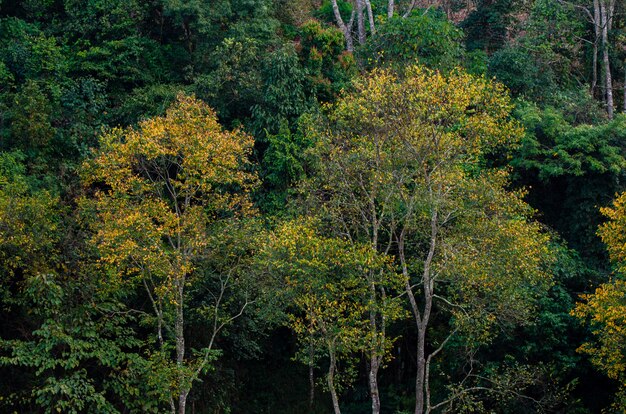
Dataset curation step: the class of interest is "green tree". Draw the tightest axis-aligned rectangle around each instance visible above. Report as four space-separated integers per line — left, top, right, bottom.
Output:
262 220 404 414
298 19 356 103
361 9 465 72
306 65 554 413
0 151 155 413
462 0 519 53
511 104 626 262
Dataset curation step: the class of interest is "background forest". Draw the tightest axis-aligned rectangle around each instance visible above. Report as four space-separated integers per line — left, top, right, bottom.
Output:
1 0 626 412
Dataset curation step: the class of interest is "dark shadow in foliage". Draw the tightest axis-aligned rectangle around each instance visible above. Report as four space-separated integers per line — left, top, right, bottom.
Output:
511 102 626 269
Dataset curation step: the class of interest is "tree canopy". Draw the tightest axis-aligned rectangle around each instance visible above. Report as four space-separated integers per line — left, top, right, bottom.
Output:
2 0 626 412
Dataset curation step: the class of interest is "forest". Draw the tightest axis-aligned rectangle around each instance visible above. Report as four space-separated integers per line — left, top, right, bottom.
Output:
1 0 626 412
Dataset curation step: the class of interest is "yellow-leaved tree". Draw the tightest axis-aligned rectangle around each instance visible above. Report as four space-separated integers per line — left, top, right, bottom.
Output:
573 192 626 409
82 95 258 414
304 65 554 414
261 219 405 414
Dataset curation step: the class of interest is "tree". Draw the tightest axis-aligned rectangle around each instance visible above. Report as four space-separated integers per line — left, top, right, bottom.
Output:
306 65 553 413
298 19 356 103
360 9 465 72
510 107 626 258
572 279 626 409
0 151 59 282
82 94 258 414
573 191 626 410
261 219 404 414
327 0 449 52
554 0 618 117
0 151 155 413
462 0 519 54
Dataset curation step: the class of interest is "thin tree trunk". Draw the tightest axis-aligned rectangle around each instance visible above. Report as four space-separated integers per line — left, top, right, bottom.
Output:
424 329 458 413
176 278 187 414
415 209 438 414
398 231 423 414
356 0 366 45
331 0 354 51
368 274 382 414
369 353 381 414
592 41 598 95
600 0 614 118
388 0 394 17
403 0 418 17
623 60 626 112
415 326 427 414
592 0 600 96
328 349 341 414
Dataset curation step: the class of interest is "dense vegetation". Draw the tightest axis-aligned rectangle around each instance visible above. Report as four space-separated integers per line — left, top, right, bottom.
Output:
1 0 626 412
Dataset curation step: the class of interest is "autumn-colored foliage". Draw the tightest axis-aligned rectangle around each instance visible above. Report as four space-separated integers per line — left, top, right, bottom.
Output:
82 94 257 413
573 193 626 407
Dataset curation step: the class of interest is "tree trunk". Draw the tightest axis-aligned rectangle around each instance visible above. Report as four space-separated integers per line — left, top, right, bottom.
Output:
388 0 394 18
328 350 342 414
592 0 600 97
600 0 614 118
176 278 187 414
399 232 423 414
406 208 438 414
369 353 381 414
623 60 626 112
367 291 381 414
415 287 433 414
356 0 366 45
331 0 354 51
366 264 383 414
419 210 438 413
403 0 418 17
415 326 427 414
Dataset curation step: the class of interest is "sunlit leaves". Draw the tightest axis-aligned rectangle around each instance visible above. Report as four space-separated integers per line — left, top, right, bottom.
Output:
81 94 258 409
261 219 404 390
573 193 626 408
306 64 553 408
83 94 256 289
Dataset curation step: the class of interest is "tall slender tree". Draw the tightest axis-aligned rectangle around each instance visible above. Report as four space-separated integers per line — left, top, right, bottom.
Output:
308 65 553 413
83 95 258 414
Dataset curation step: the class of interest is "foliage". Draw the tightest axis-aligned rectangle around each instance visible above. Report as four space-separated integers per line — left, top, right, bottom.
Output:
361 10 464 71
462 0 519 53
298 19 356 102
193 37 264 124
1 0 626 410
261 219 404 402
306 64 554 410
81 94 258 412
573 191 626 410
0 274 162 413
488 46 557 99
511 103 626 260
0 151 59 281
258 117 315 214
251 43 309 139
512 105 626 180
573 279 626 410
